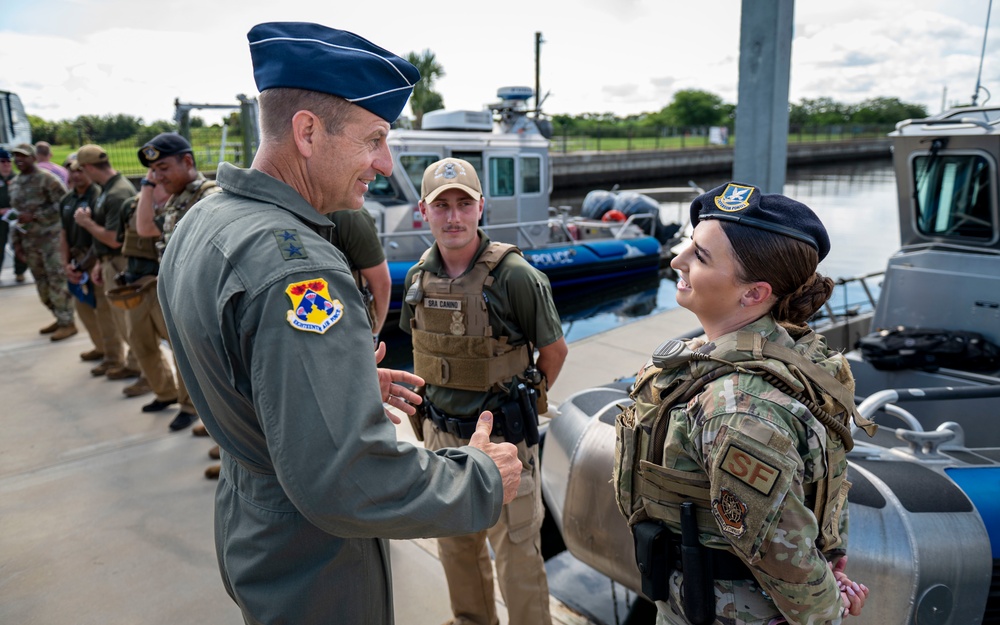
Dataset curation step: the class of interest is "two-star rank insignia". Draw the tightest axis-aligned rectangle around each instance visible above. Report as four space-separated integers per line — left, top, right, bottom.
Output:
273 229 308 260
285 278 344 334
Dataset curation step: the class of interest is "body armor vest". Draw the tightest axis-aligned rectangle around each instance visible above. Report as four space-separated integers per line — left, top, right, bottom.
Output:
121 198 159 261
614 328 876 554
409 242 530 392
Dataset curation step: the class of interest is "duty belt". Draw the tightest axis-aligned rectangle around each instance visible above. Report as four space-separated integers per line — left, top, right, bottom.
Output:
425 402 507 440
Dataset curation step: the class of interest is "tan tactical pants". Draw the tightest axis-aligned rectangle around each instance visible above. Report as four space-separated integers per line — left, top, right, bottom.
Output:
423 422 552 625
99 256 138 370
123 278 177 402
74 296 103 351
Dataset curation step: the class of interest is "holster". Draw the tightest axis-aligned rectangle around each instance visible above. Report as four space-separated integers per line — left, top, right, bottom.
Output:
408 388 426 442
633 521 673 602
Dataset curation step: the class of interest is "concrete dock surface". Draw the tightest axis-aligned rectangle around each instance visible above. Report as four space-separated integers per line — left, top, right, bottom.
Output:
0 262 698 625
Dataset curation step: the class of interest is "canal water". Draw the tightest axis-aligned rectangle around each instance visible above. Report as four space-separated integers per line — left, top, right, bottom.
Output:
381 158 899 366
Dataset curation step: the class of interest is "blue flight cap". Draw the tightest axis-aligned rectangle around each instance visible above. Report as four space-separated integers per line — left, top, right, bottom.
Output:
0 148 9 160
247 22 420 123
690 181 831 261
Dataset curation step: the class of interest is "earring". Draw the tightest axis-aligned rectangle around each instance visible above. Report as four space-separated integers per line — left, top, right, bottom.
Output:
739 301 745 308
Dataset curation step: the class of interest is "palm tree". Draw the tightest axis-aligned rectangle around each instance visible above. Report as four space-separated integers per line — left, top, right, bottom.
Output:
406 50 445 129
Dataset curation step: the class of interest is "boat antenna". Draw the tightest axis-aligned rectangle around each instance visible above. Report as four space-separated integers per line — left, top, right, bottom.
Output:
971 0 993 106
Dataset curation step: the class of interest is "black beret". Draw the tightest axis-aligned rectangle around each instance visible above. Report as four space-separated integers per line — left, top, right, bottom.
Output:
0 148 10 160
138 133 193 167
690 181 831 261
247 22 420 124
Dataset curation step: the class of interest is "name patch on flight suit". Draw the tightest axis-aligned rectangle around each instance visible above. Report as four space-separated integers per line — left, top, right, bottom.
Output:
284 278 344 334
720 444 781 496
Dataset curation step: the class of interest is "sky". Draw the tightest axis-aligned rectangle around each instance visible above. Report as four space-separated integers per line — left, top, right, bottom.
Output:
1 0 998 126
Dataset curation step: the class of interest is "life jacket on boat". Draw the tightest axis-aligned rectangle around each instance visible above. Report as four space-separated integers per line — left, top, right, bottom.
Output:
613 327 878 555
409 242 531 392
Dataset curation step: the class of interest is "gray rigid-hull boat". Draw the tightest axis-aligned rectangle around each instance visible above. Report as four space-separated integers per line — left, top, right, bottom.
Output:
540 104 1000 624
362 87 678 312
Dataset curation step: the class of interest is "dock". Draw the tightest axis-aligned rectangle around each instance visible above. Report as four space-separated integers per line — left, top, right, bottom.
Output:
0 263 698 625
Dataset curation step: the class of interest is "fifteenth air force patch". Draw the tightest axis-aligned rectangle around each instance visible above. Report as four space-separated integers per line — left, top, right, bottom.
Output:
285 278 344 334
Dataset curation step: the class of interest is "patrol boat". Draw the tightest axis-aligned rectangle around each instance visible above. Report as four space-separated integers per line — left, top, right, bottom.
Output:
363 87 678 311
538 104 1000 624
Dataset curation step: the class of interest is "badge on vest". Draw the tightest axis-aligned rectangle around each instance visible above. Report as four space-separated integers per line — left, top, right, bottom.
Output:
284 278 344 334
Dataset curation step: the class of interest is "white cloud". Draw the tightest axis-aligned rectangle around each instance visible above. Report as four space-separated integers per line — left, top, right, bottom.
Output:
0 0 996 124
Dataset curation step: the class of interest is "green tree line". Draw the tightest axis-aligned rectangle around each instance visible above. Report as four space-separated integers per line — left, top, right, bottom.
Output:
28 50 930 147
550 90 929 136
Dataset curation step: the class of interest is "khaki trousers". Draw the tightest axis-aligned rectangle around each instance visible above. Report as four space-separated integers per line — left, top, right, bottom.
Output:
99 257 137 370
123 279 177 402
423 421 552 625
91 274 125 364
74 295 103 352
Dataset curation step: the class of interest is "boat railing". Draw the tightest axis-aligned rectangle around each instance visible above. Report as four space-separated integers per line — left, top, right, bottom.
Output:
379 212 658 249
851 385 1000 457
814 270 885 323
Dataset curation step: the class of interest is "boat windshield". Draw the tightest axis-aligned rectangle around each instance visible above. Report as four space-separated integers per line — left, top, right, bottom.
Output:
913 152 996 241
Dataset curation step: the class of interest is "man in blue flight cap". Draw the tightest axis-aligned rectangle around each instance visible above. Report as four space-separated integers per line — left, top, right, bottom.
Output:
156 22 523 625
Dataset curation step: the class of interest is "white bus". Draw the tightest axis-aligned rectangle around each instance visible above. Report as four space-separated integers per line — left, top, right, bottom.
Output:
0 91 32 149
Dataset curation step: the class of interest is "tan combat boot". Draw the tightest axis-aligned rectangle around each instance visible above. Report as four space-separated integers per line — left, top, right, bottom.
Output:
50 324 78 341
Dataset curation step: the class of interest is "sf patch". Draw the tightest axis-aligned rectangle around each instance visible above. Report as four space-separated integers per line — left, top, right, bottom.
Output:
285 278 344 334
714 183 754 212
273 229 308 260
720 444 782 496
712 488 748 538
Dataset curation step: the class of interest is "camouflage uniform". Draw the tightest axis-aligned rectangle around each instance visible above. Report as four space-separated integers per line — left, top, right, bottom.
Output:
153 174 220 414
0 170 29 277
10 169 73 324
625 316 853 625
155 173 217 252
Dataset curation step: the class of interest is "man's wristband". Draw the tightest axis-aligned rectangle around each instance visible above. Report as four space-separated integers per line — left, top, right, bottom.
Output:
140 177 156 188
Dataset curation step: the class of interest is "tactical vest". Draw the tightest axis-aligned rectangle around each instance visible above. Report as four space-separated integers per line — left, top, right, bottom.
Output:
614 329 877 555
121 198 160 261
161 178 218 248
409 242 531 392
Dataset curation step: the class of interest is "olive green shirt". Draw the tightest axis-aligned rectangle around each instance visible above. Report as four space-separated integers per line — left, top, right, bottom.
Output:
91 172 136 257
327 208 385 270
399 231 564 416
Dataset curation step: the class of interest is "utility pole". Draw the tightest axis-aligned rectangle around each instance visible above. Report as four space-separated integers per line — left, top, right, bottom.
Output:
732 0 794 193
535 31 544 118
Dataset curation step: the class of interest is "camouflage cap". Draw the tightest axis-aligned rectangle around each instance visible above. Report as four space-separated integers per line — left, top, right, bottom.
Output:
11 143 35 158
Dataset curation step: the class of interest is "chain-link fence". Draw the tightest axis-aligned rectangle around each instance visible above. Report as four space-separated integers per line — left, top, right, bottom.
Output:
53 127 257 177
549 123 894 153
